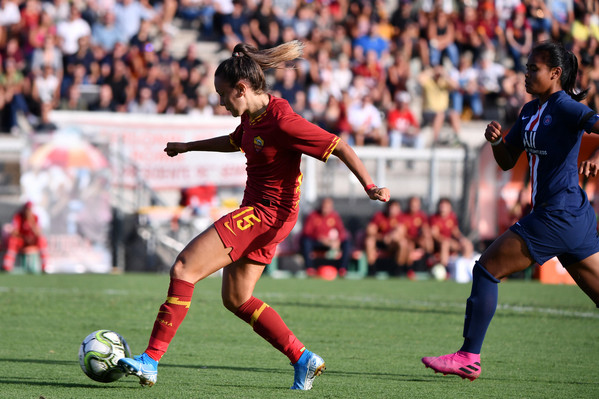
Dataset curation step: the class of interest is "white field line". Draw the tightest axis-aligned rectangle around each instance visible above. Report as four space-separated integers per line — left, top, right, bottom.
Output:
2 286 598 319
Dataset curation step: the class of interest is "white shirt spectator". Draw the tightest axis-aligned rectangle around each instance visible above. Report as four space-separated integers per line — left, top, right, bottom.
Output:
0 0 21 26
56 7 91 55
347 100 383 134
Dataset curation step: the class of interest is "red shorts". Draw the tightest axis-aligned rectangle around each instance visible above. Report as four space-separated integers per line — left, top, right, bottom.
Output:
214 204 297 264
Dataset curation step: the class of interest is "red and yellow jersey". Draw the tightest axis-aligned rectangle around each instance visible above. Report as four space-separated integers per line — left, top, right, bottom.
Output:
429 212 458 239
12 213 40 246
302 210 347 242
369 211 405 235
229 96 340 219
403 210 429 240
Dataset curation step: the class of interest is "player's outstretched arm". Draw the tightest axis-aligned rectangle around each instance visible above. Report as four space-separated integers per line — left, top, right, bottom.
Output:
164 135 238 157
332 140 390 202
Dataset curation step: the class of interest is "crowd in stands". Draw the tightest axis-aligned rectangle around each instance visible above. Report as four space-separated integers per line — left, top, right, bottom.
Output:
1 0 599 147
300 195 474 279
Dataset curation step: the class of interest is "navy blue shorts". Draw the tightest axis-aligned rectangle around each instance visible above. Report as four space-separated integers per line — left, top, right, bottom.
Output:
510 203 599 266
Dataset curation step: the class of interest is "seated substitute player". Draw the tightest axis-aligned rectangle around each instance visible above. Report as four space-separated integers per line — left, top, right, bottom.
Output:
422 41 599 381
402 196 434 276
429 197 473 271
363 199 409 275
118 41 390 390
300 197 352 276
2 201 48 272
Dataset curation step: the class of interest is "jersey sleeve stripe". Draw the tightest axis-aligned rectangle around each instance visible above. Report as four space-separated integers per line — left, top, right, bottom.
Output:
228 134 240 151
322 136 340 162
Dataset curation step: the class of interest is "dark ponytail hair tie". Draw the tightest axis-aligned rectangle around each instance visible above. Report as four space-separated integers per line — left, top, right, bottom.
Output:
233 52 243 57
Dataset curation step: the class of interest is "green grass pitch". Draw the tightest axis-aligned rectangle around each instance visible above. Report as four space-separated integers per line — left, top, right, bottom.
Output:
1 273 598 398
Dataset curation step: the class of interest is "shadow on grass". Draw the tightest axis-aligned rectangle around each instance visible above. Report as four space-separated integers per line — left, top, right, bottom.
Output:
161 362 423 381
0 376 139 389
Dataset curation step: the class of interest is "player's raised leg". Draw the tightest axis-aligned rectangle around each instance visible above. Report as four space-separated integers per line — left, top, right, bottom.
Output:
422 230 533 380
119 226 232 386
222 260 325 390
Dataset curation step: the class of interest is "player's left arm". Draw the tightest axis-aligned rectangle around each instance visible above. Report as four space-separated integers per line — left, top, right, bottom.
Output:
579 118 599 177
332 140 390 202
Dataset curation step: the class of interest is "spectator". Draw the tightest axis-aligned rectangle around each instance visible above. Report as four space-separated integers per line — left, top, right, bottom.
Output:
330 53 354 95
30 34 63 78
347 94 386 146
27 8 56 56
427 9 459 68
524 0 552 38
387 90 422 149
56 4 92 60
548 0 575 40
105 57 132 112
449 51 483 120
300 197 352 276
429 197 473 272
89 83 117 112
364 199 409 276
354 21 391 59
418 65 461 145
505 4 533 73
454 5 485 62
91 10 124 52
114 0 155 43
272 67 302 104
60 83 88 111
352 48 387 104
128 85 157 114
2 201 48 273
476 50 507 119
32 63 60 110
1 57 32 132
386 51 411 96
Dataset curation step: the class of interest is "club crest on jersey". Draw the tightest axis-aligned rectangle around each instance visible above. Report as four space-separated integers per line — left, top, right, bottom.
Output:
253 136 264 152
543 115 552 126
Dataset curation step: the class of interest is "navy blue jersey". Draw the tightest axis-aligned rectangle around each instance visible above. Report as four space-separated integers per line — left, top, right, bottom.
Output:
505 91 599 211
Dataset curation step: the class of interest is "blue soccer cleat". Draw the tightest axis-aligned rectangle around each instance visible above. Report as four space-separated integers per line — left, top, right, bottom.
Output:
290 349 325 390
118 353 158 386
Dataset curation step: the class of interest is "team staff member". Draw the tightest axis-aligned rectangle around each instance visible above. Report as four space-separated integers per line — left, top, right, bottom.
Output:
422 41 599 381
119 40 390 390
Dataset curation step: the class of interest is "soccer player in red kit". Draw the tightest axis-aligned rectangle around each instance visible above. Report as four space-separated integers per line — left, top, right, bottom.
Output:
2 201 48 272
118 41 390 390
429 197 473 269
363 199 408 275
300 197 351 275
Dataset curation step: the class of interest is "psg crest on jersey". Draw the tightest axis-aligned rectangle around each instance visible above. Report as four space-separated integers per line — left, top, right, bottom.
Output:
253 136 264 152
543 115 552 126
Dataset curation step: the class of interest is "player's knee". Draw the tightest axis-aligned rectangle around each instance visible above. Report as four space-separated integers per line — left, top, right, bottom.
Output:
221 294 241 313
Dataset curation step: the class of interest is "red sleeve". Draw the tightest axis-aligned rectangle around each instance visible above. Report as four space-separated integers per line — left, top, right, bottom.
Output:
228 124 244 151
408 111 419 128
277 112 340 162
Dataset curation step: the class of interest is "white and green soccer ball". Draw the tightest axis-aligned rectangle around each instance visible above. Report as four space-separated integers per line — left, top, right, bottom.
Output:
78 329 131 383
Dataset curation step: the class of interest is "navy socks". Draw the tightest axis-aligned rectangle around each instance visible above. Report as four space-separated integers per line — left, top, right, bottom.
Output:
460 261 500 354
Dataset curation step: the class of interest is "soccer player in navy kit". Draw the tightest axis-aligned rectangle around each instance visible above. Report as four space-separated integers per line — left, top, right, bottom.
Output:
422 41 599 380
118 40 390 389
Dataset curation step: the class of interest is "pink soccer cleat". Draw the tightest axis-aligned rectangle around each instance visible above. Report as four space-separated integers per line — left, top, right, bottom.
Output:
422 351 481 381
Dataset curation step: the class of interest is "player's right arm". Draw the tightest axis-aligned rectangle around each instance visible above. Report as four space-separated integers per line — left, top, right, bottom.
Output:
164 135 238 157
485 120 523 171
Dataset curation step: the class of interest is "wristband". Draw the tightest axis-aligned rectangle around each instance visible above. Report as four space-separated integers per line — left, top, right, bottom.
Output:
490 137 503 147
365 183 377 193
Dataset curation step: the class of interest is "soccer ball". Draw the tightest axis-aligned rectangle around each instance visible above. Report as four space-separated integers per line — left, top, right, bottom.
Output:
431 263 448 281
79 329 131 383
